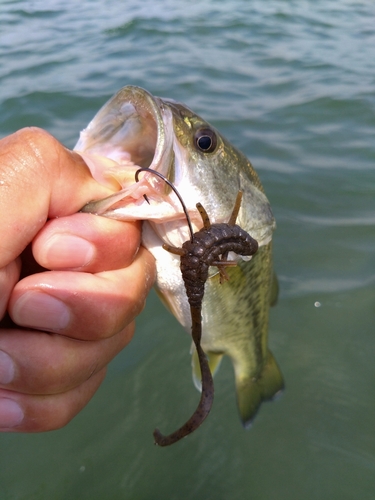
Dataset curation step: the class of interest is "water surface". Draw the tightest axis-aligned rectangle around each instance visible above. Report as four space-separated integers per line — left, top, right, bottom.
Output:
1 1 375 498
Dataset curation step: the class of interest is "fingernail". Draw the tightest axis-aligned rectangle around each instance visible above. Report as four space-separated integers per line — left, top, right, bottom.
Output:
12 292 70 331
0 351 15 384
43 234 95 268
0 399 24 428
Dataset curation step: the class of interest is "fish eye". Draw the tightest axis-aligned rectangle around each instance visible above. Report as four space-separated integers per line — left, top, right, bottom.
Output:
194 128 217 153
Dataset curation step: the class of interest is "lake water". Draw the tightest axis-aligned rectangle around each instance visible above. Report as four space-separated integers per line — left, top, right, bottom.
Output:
1 1 375 498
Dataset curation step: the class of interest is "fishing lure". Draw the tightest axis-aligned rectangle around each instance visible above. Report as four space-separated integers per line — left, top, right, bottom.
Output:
135 168 259 446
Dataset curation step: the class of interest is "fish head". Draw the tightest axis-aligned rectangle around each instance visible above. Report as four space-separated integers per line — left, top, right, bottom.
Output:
75 85 275 249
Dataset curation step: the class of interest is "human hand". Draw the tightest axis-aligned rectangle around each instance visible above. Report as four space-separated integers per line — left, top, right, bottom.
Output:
0 127 155 432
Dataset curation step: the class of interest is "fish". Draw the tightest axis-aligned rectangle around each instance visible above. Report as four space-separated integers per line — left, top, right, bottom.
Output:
75 85 284 431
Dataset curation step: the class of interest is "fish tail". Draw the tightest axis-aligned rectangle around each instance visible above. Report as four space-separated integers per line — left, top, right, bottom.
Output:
235 350 284 429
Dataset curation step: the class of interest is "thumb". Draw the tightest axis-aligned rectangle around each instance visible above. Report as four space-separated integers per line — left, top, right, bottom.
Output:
0 127 114 268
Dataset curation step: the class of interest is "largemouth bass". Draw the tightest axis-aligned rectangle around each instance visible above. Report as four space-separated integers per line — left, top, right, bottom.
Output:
75 85 284 429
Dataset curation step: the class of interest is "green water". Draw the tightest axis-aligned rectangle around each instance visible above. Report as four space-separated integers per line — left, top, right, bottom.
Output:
1 1 375 498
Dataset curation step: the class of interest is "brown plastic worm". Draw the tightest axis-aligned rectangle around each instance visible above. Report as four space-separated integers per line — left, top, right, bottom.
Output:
135 168 258 446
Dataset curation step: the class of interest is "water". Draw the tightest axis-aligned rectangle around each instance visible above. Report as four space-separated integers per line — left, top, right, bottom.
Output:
1 0 375 498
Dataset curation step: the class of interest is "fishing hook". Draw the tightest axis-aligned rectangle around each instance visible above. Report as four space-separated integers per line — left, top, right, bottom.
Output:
135 167 194 242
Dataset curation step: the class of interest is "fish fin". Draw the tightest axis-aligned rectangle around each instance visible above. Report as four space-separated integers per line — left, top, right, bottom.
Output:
270 272 279 307
191 343 223 391
236 350 284 429
154 288 177 316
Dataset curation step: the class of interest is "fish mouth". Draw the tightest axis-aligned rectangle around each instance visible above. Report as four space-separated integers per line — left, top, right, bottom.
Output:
75 85 174 185
76 86 196 244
